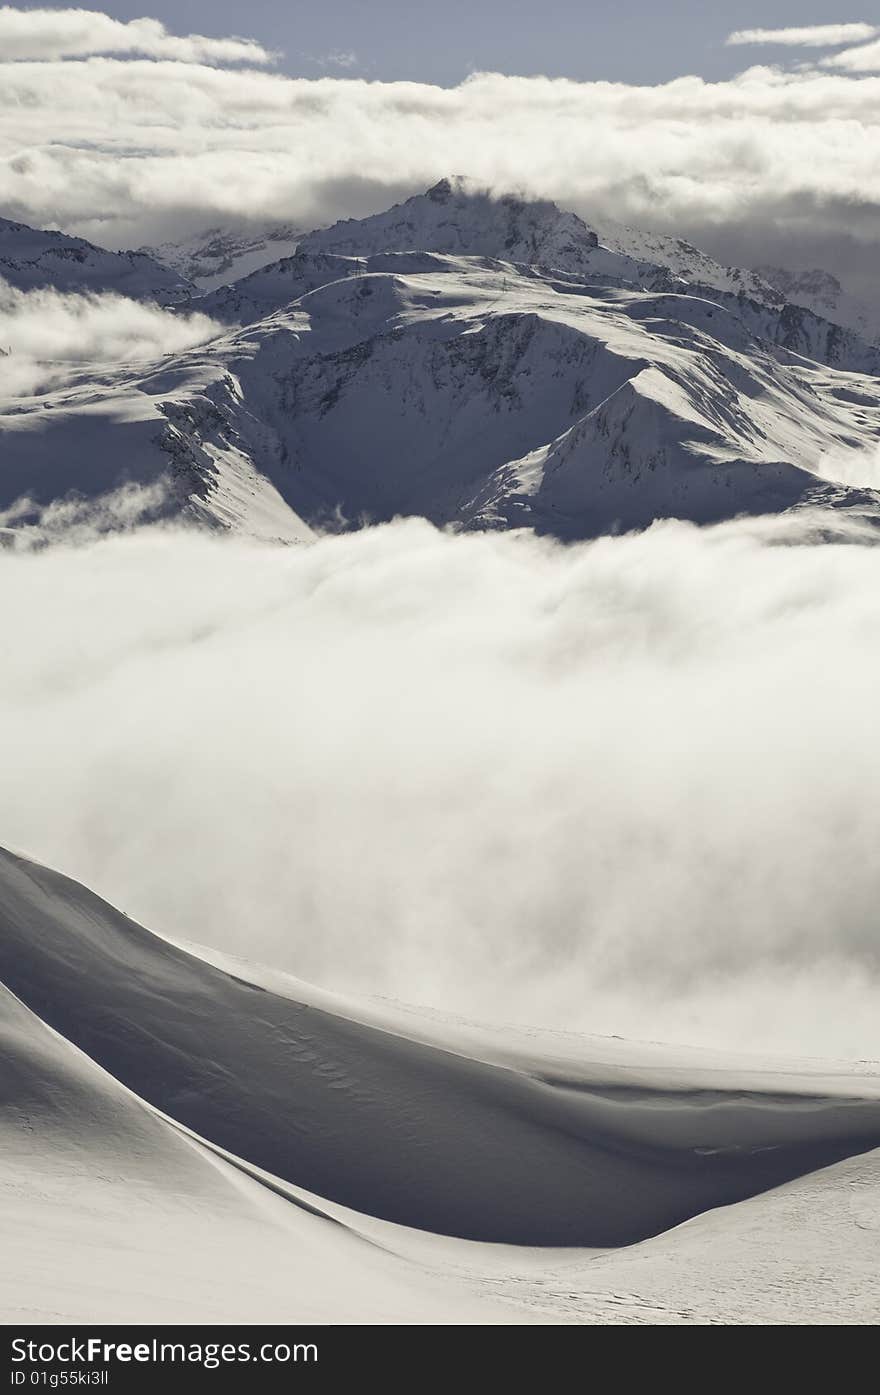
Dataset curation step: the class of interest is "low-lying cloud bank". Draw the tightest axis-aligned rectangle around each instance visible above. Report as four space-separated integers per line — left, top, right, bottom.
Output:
1 8 880 290
2 513 879 1059
0 280 221 395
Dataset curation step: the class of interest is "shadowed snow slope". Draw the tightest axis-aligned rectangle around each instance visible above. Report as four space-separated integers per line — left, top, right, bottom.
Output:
0 964 513 1324
2 845 880 1266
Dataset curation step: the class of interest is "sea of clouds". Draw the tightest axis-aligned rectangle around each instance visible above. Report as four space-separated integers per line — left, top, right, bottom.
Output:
1 512 879 1059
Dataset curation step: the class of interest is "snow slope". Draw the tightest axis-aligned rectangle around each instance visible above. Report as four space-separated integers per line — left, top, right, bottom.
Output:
0 218 193 302
0 955 509 1324
2 845 879 1324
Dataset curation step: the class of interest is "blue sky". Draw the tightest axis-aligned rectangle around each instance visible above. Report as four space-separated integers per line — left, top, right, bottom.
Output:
46 1 878 85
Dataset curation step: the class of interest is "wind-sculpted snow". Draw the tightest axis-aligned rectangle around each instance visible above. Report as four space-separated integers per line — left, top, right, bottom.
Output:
2 845 880 1253
0 932 502 1325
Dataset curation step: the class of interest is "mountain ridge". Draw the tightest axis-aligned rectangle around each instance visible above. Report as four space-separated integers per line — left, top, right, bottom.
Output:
0 215 194 302
2 180 880 544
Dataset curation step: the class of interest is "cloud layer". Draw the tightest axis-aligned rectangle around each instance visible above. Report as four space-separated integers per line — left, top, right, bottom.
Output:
2 514 880 1059
0 7 878 287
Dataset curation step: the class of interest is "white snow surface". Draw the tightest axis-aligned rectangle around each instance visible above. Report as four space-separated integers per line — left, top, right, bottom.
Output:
1 845 880 1325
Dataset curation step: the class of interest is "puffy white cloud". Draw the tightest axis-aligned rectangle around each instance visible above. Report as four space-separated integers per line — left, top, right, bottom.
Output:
0 5 275 64
2 514 880 1058
726 23 878 48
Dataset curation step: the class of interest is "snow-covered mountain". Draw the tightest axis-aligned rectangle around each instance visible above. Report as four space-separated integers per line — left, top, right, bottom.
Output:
206 181 876 373
0 216 193 301
141 224 302 292
756 264 880 347
302 178 782 310
3 181 880 543
301 176 601 267
596 218 779 304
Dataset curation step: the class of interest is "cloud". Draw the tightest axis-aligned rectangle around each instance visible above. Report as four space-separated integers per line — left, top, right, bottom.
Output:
307 50 360 71
725 23 880 81
0 16 879 286
2 514 880 1059
823 38 880 70
0 278 221 396
0 5 276 64
0 482 170 546
812 441 880 490
726 23 879 48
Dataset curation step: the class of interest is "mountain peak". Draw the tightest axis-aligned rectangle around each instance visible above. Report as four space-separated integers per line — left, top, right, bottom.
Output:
424 174 490 203
425 176 455 202
300 178 599 270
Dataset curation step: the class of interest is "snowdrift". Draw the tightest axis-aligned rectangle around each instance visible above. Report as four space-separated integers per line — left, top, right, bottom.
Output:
0 947 511 1324
2 846 880 1253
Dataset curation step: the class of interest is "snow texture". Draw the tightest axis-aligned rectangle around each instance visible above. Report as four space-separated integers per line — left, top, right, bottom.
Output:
2 845 879 1324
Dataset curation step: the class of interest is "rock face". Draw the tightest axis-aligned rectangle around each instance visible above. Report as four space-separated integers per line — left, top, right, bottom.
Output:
3 181 880 542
